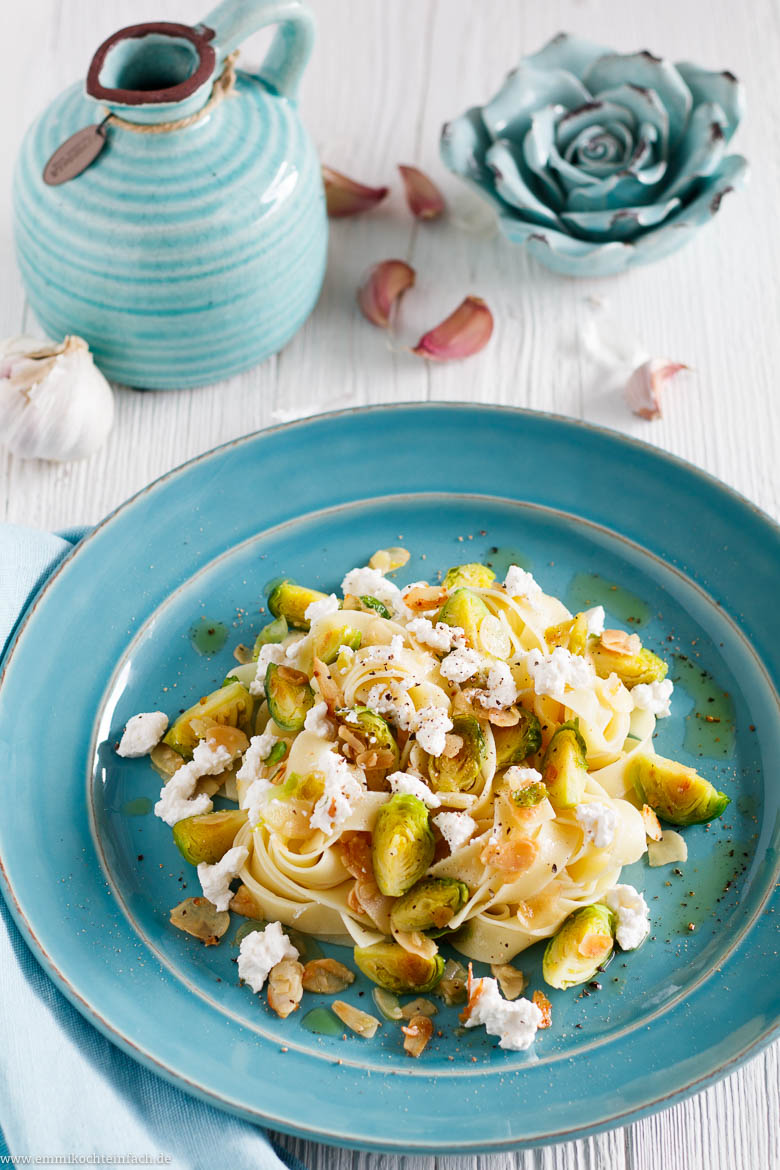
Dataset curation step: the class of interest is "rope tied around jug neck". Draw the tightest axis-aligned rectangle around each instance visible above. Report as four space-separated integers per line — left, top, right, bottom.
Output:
103 51 239 134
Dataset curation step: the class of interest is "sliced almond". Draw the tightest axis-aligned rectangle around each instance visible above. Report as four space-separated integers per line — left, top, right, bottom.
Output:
169 897 229 946
312 657 343 709
332 1000 380 1038
491 962 527 1001
229 883 264 919
403 585 449 611
301 957 356 994
600 629 642 655
487 706 520 727
400 997 438 1019
267 958 304 1018
401 1014 434 1057
532 989 552 1029
641 803 663 841
441 733 464 758
369 547 410 572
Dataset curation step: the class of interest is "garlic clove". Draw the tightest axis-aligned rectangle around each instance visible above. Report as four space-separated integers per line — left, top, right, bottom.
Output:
357 260 415 328
412 296 494 360
322 166 389 217
398 165 446 220
0 334 114 462
624 358 689 420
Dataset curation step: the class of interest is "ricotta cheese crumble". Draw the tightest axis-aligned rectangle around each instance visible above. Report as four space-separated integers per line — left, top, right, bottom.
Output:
116 711 168 758
197 845 249 912
237 921 299 993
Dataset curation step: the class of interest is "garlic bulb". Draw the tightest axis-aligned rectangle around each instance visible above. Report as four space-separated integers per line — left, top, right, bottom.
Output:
0 334 114 461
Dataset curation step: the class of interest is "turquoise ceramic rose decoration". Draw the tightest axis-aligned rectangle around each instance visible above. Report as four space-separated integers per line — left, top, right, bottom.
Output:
440 34 747 276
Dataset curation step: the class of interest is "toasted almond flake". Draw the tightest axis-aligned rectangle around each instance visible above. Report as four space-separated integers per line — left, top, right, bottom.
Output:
401 1014 434 1057
400 997 438 1019
487 706 520 727
369 546 411 572
442 733 464 759
229 883 264 919
532 989 552 1029
267 958 304 1018
392 927 439 961
338 725 366 754
481 835 538 874
312 657 342 709
648 828 689 867
302 957 356 994
491 962 528 1000
356 749 378 769
641 803 663 842
169 897 229 945
600 629 642 655
403 585 449 611
332 1000 381 1038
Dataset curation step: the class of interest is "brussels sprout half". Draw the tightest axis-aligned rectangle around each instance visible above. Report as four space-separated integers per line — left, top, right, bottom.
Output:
164 681 254 759
172 809 248 866
252 615 288 659
436 588 490 647
541 720 588 809
542 904 616 990
390 876 469 934
311 623 363 665
442 562 496 589
338 706 399 769
545 613 589 656
372 794 435 897
629 752 730 825
591 643 668 688
267 580 329 630
265 663 315 731
353 941 445 994
493 709 542 768
428 714 486 793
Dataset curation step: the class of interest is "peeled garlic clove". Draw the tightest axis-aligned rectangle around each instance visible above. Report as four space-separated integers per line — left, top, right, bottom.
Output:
357 260 415 328
398 165 445 220
625 358 688 420
412 296 494 360
0 334 114 461
322 166 389 217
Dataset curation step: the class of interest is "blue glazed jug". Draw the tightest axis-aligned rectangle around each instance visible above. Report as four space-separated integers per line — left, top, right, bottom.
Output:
13 0 327 389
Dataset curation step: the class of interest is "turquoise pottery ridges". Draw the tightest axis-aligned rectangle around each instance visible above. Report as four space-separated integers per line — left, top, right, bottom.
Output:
13 0 327 389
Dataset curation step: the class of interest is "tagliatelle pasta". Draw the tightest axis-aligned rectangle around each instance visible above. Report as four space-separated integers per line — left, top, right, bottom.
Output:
128 555 732 1051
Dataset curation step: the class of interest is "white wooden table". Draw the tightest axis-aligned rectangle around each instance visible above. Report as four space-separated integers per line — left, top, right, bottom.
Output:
1 0 777 1165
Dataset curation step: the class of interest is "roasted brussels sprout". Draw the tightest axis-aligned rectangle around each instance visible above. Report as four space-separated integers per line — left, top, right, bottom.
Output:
360 595 392 620
541 721 588 809
172 809 248 866
311 623 363 665
265 740 288 766
252 615 288 659
442 562 496 589
510 781 547 807
545 612 589 656
629 752 730 825
428 715 486 793
542 904 616 990
390 876 469 934
371 794 435 897
492 709 542 768
435 588 490 647
267 579 329 630
164 681 254 758
265 663 315 731
353 941 445 994
338 706 400 769
591 641 668 688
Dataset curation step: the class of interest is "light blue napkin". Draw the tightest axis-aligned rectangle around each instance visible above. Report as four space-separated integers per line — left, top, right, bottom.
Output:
0 524 306 1170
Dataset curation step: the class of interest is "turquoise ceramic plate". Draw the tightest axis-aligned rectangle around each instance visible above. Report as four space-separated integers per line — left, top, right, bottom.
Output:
0 405 777 1152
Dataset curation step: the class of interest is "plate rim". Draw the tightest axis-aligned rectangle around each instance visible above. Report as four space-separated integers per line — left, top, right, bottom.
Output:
1 402 778 1152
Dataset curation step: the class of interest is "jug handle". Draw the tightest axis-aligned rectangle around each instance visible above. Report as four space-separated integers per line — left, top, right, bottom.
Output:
197 0 314 99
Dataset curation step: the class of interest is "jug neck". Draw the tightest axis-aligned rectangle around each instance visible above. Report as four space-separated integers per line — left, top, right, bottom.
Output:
86 22 219 125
